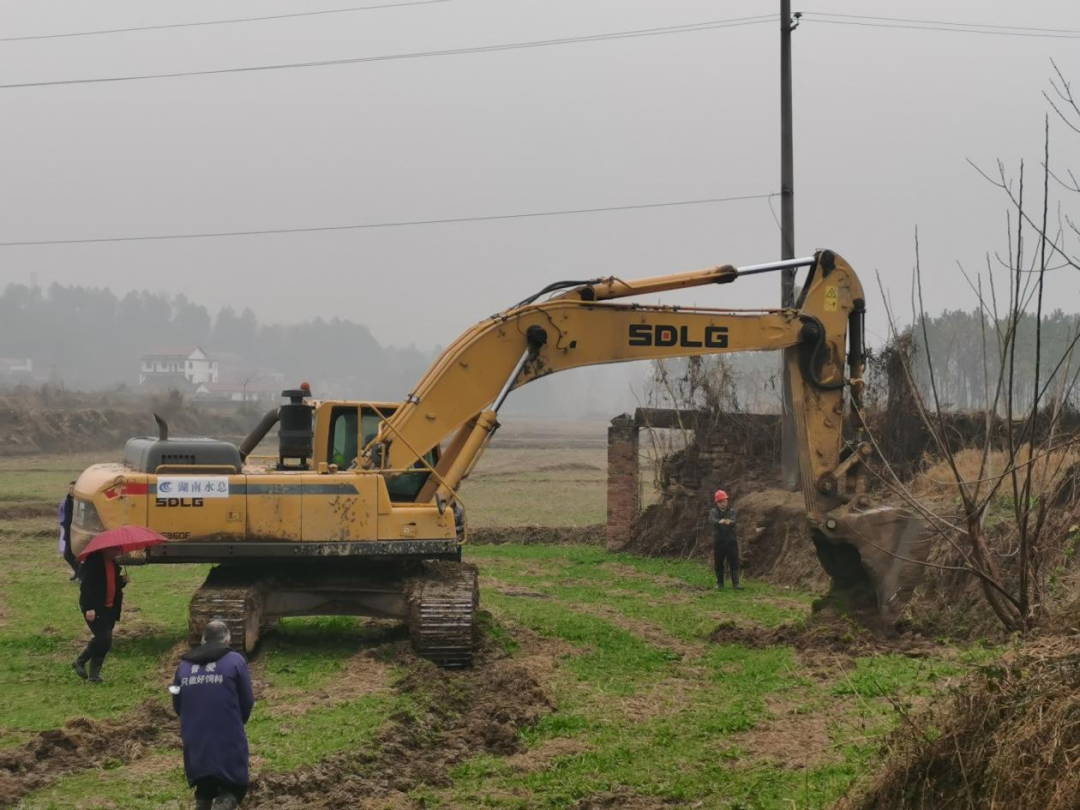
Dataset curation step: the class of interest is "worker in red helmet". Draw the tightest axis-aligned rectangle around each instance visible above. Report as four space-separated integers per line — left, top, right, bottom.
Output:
707 489 741 590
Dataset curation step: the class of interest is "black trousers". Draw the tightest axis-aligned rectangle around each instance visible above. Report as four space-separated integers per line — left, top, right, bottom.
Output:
713 538 740 585
78 613 115 662
62 536 79 576
195 777 248 803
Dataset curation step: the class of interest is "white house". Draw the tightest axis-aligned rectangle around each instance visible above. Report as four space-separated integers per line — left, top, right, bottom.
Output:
139 346 219 385
0 358 34 384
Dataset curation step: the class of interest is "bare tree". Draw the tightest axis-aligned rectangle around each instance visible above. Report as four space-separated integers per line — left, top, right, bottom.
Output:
871 73 1080 631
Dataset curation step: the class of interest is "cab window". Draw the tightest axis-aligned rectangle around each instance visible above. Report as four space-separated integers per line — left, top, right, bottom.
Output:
327 407 359 469
361 407 437 502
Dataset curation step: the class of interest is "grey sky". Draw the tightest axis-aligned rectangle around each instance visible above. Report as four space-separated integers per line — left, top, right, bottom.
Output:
1 0 1079 357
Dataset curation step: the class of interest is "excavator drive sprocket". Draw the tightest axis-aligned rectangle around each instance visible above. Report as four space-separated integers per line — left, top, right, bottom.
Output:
406 560 479 668
188 567 270 654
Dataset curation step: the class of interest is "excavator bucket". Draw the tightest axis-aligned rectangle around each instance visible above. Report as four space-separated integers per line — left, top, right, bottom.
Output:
811 506 930 624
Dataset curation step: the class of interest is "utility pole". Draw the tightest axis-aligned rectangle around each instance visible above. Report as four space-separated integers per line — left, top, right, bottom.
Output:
780 0 797 278
780 0 800 489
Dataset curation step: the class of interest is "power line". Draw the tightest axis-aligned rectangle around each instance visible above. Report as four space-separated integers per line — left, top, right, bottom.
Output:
0 16 777 90
0 0 453 44
0 193 778 247
805 13 1080 40
808 12 1080 35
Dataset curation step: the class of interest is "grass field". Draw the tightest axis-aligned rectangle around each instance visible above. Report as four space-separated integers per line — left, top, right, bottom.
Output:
0 429 995 809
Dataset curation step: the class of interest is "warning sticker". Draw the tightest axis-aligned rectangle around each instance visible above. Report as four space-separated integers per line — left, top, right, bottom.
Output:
824 286 838 311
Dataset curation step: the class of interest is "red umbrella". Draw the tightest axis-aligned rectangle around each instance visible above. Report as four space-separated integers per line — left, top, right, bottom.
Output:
78 525 167 562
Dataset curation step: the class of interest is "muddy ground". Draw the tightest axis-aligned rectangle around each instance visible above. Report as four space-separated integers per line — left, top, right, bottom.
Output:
248 639 552 810
0 702 178 806
0 623 554 809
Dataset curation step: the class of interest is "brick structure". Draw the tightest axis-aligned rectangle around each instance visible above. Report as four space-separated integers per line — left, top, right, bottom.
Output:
606 408 781 552
605 414 640 551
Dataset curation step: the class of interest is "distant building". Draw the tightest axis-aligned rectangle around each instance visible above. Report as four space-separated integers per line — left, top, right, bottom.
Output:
139 346 218 385
0 358 35 384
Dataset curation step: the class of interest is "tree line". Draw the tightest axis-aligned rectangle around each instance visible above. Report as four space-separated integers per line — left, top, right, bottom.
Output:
889 308 1080 413
0 283 434 399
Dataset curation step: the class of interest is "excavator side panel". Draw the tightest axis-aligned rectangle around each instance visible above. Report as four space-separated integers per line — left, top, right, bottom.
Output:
247 474 303 541
300 474 378 541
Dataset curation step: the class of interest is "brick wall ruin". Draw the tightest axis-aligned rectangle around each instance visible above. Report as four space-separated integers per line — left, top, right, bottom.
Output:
606 408 783 552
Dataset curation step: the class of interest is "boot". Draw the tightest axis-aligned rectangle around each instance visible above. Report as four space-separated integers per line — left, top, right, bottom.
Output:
212 792 239 810
72 648 91 680
731 573 743 591
87 658 105 683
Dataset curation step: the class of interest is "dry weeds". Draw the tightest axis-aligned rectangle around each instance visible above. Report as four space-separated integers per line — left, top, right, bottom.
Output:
839 637 1080 810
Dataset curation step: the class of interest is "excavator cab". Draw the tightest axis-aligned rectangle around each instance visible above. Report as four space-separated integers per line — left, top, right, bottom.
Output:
323 404 436 500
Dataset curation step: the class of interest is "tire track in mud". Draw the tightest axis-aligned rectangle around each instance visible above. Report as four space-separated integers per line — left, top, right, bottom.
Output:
246 639 554 810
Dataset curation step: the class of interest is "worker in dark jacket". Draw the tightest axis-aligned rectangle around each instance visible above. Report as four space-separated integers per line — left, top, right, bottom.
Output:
72 548 125 682
172 620 255 810
708 489 741 590
59 481 79 581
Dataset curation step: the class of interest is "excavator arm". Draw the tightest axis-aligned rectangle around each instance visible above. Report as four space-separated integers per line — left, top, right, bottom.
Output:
368 249 926 620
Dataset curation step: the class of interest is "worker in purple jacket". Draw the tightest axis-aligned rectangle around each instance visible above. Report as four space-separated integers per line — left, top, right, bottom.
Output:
171 620 255 810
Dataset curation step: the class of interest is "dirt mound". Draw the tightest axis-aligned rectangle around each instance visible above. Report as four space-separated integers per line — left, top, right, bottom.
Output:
839 639 1080 810
0 700 177 806
247 626 553 809
627 487 828 591
710 608 943 665
736 490 828 589
470 524 604 546
0 401 260 455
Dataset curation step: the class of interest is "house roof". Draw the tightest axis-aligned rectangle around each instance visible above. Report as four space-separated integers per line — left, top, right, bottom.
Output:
141 345 212 360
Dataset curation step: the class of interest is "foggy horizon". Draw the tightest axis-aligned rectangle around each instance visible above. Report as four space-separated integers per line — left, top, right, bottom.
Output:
1 0 1078 354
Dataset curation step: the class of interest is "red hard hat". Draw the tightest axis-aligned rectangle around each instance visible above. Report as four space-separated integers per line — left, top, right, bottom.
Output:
714 489 728 502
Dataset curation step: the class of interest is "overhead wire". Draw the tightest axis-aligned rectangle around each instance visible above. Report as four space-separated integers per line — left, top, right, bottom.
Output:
803 12 1080 40
0 193 779 247
0 0 453 43
0 15 777 90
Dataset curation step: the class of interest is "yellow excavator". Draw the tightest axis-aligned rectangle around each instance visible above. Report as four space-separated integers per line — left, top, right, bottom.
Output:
71 249 927 666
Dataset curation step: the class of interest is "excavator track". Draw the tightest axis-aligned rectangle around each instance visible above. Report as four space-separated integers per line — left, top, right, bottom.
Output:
188 567 269 654
407 561 479 668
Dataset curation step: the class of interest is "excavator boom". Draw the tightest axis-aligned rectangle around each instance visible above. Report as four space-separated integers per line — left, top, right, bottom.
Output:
370 249 927 619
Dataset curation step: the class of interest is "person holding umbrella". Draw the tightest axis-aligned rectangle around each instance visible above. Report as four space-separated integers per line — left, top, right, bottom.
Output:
72 525 165 683
72 548 125 683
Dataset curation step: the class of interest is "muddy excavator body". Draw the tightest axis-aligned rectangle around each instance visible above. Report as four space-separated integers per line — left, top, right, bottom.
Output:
72 249 927 666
